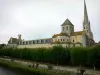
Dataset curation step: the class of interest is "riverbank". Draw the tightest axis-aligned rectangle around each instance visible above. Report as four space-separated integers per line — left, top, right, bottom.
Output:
0 57 100 75
0 59 72 75
0 60 48 75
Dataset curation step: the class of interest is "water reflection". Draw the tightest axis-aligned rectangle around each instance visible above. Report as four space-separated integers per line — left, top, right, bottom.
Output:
0 67 22 75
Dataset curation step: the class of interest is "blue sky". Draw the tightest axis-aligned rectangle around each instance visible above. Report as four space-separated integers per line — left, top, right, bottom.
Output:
0 0 100 44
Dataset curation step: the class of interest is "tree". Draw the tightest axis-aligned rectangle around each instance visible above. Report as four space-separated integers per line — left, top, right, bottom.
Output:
0 44 6 49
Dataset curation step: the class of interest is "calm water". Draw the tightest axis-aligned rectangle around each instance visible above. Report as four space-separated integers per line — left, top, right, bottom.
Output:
0 67 22 75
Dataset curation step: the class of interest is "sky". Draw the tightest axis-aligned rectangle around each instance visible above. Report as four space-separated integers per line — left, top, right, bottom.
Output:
0 0 100 44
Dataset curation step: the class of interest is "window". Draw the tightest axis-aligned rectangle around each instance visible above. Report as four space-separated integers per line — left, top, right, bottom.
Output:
29 41 31 44
61 39 62 41
72 27 74 32
66 26 68 30
26 41 28 44
23 42 25 45
19 42 20 45
45 40 47 43
84 27 85 29
87 30 88 33
63 27 64 31
41 40 43 43
37 40 39 43
63 39 65 41
33 41 35 44
73 40 74 43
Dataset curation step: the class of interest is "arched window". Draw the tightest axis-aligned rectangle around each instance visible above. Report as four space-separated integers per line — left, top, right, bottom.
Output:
63 27 64 31
29 41 31 44
63 39 65 41
73 40 74 43
23 42 25 45
26 41 28 44
45 40 48 43
66 26 68 30
33 41 35 44
87 30 88 33
37 40 39 43
18 42 20 45
41 40 43 43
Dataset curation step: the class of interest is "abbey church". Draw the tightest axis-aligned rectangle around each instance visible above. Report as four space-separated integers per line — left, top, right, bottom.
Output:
8 0 95 48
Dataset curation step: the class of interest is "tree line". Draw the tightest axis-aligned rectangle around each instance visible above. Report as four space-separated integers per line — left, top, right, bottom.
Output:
0 44 100 68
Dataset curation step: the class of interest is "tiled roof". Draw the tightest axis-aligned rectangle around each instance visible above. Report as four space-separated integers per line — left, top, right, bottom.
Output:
61 19 73 26
8 38 18 44
52 33 69 38
52 42 73 44
75 42 82 44
71 31 85 36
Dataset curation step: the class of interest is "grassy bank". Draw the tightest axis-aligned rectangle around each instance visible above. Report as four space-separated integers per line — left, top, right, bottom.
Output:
0 60 50 75
0 59 71 75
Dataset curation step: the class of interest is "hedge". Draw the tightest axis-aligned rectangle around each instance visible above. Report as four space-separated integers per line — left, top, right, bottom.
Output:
0 44 100 68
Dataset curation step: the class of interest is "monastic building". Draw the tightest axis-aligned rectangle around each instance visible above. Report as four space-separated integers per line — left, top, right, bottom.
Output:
8 0 95 48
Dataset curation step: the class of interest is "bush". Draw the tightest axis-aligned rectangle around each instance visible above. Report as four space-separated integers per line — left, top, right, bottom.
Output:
70 47 88 66
0 45 100 68
87 44 100 68
0 46 70 66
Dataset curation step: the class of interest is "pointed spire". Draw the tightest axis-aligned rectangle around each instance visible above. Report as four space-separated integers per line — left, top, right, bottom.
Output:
83 0 89 24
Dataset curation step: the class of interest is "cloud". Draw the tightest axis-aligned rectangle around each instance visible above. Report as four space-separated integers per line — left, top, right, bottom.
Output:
0 0 100 44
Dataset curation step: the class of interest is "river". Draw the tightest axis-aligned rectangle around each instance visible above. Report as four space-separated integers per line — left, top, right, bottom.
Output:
0 67 23 75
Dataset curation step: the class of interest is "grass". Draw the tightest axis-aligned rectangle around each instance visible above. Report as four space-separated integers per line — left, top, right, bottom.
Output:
0 59 71 75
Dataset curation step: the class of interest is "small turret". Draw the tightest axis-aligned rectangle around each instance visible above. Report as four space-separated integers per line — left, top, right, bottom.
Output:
18 34 22 41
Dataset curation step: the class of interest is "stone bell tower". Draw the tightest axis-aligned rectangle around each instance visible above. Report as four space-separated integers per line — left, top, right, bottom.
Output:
61 18 74 36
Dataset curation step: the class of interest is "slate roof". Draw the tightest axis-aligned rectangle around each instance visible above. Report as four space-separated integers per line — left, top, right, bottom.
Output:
52 33 69 38
71 31 85 36
52 42 73 44
75 42 82 44
61 19 73 26
8 38 18 44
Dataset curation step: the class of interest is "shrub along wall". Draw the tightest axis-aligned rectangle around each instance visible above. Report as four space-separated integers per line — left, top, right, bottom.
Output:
70 47 88 66
0 46 70 65
87 44 100 68
0 44 100 68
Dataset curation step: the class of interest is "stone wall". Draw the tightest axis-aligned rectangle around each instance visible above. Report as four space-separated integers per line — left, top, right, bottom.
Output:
17 43 78 48
17 44 53 48
52 36 69 42
70 35 83 44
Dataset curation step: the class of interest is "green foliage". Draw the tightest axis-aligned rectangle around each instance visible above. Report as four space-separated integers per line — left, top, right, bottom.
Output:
0 46 70 65
70 47 88 66
87 44 100 68
0 44 6 49
0 45 100 68
0 60 52 75
0 59 73 75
